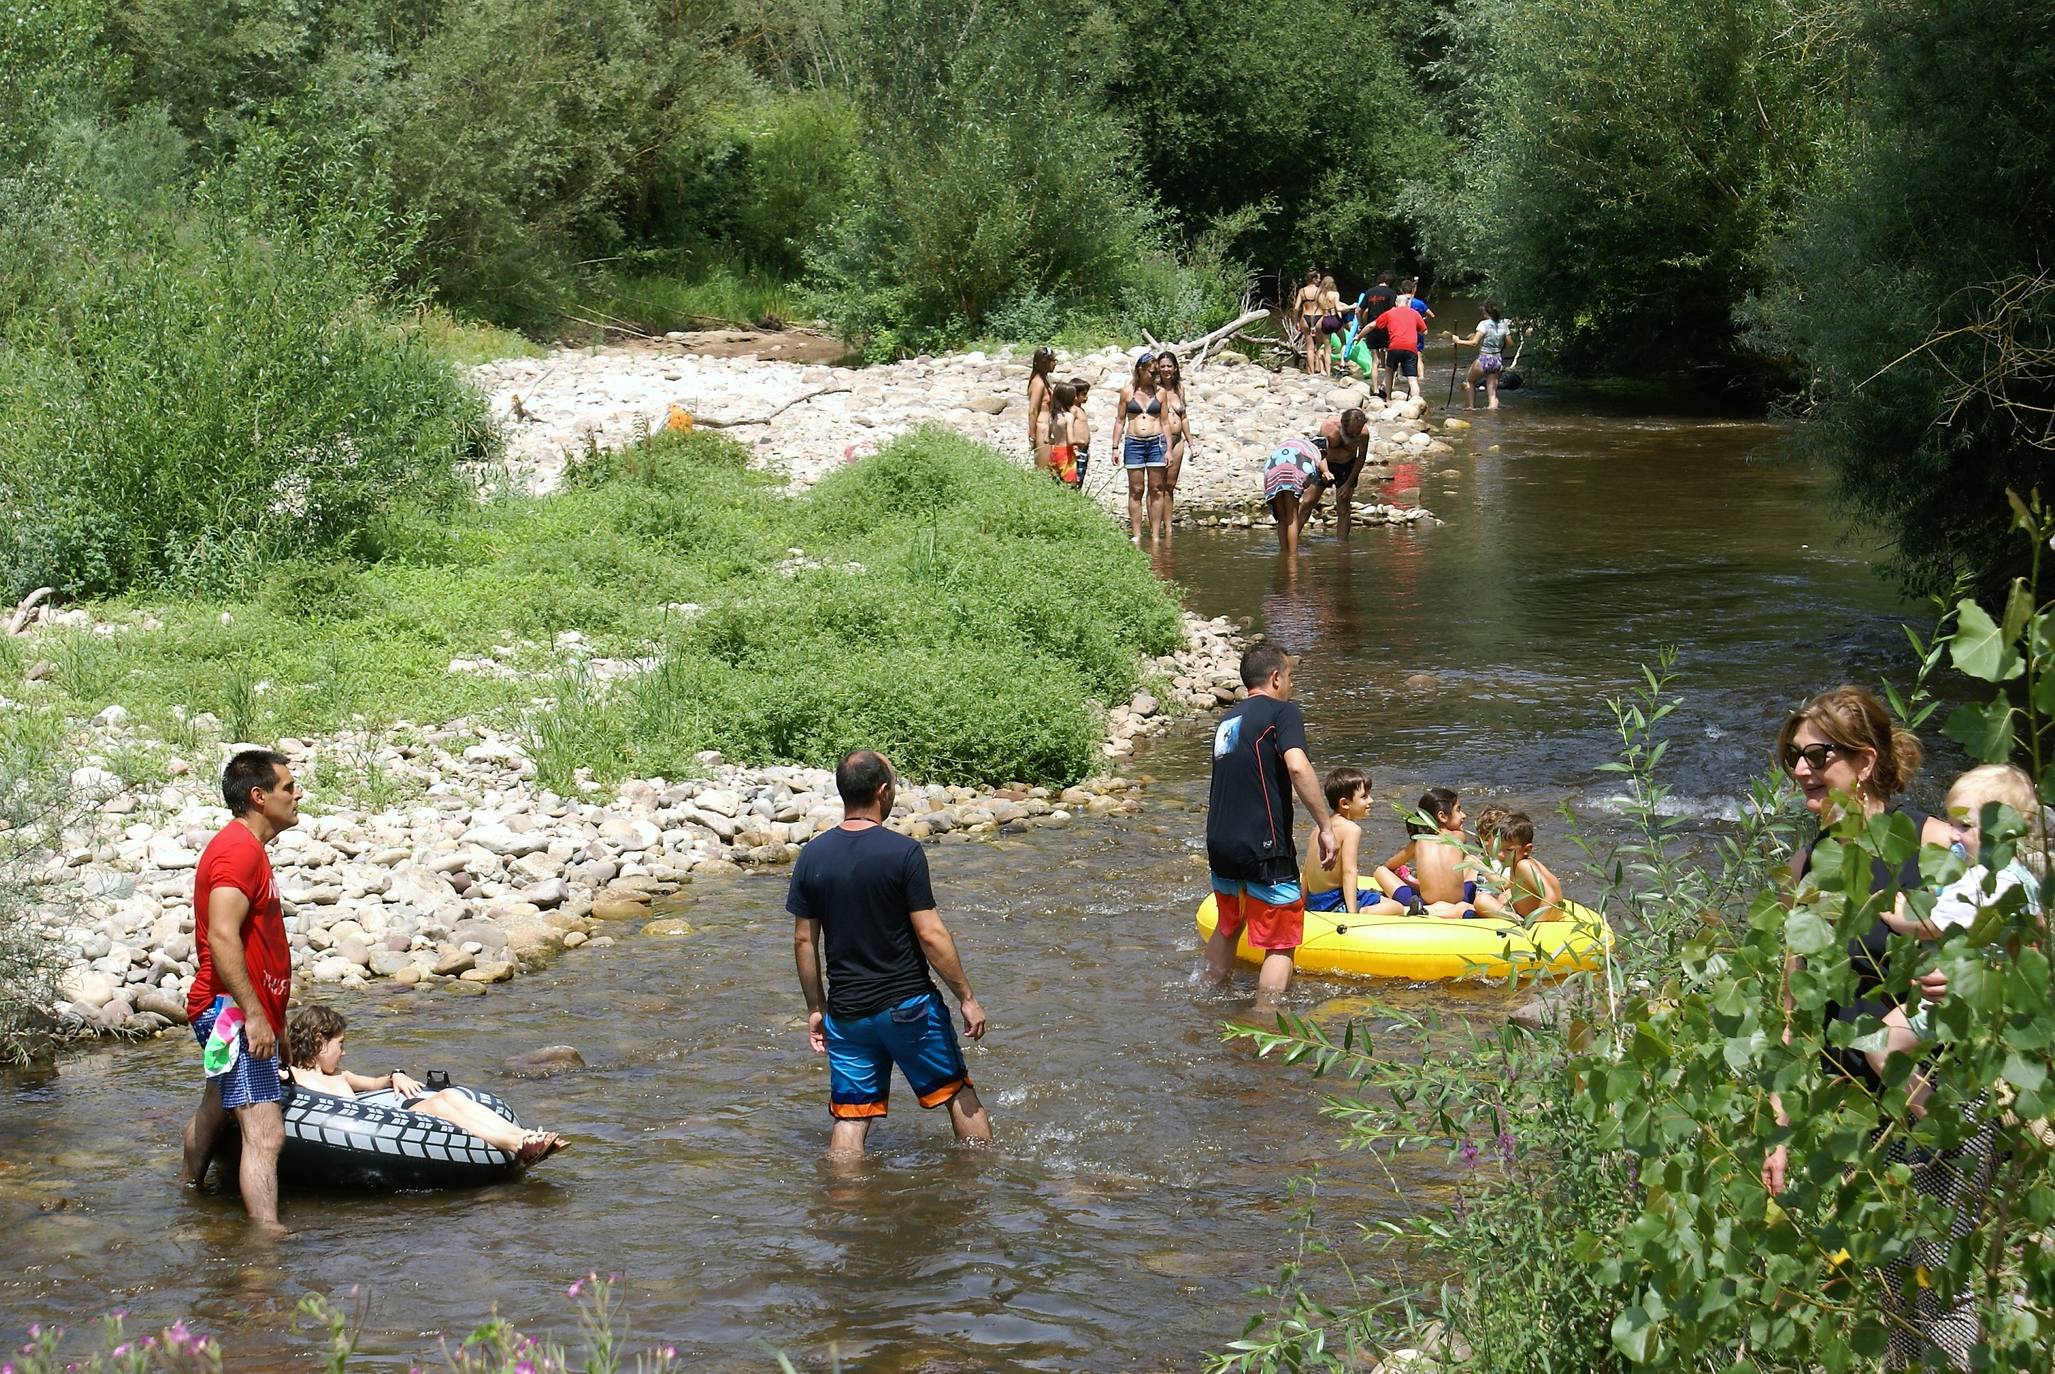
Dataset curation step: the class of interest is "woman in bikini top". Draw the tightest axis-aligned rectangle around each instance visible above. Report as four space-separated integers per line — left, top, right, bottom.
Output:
1294 271 1322 330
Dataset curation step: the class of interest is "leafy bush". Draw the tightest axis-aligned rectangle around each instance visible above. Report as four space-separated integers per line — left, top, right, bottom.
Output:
1750 0 2055 600
526 425 1182 789
1410 0 1826 376
0 709 78 1066
0 150 490 600
1218 532 2055 1372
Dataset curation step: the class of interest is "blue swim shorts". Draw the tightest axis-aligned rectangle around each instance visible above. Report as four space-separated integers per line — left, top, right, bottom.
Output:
192 1001 285 1112
824 990 970 1120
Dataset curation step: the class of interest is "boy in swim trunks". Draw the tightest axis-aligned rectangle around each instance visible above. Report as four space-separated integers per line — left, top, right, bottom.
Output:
1044 382 1079 485
1475 812 1564 921
1302 767 1409 916
1374 788 1482 918
1067 378 1093 485
1296 409 1372 540
285 1005 566 1164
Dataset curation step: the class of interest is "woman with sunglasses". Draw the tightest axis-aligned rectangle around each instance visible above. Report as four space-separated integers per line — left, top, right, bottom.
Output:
1766 686 1991 1369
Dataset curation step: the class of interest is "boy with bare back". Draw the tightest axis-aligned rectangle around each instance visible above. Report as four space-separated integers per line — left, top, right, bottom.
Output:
1477 812 1564 920
1374 788 1484 919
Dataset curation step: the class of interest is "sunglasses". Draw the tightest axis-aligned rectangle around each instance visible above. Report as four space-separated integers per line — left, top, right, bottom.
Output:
1781 741 1843 772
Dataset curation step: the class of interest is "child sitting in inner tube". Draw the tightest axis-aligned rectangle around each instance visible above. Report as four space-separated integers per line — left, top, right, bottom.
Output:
1374 788 1484 919
1474 810 1564 922
1300 767 1409 916
286 1005 566 1166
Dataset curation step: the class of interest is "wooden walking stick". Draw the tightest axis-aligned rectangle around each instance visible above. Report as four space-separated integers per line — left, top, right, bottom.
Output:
1446 334 1463 406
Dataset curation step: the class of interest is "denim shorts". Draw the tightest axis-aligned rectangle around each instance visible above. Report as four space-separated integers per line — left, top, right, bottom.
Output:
192 1000 284 1111
823 990 969 1119
1122 434 1168 469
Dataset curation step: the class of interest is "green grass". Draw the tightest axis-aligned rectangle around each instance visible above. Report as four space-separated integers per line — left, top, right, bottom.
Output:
18 428 1183 791
396 307 546 367
570 260 815 338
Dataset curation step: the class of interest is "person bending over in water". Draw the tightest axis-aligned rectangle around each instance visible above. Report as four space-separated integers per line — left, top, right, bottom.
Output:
1449 304 1514 410
1067 378 1094 486
1262 437 1331 559
1026 346 1057 455
285 1006 566 1165
1296 409 1372 540
1476 811 1564 921
1374 788 1482 918
1111 351 1171 544
1302 767 1408 916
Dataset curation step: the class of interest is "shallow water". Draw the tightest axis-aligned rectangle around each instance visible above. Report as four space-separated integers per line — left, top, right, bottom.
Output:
0 383 1929 1369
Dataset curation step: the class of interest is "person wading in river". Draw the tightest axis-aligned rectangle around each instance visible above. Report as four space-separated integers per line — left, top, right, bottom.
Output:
1204 645 1337 1005
790 750 992 1159
179 749 300 1235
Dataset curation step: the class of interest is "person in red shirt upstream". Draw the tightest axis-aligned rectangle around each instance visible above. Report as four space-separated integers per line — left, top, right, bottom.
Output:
179 749 300 1234
1373 300 1427 404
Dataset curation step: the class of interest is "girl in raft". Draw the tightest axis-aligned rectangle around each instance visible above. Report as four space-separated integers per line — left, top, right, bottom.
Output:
1374 788 1485 918
286 1006 567 1166
1302 767 1409 916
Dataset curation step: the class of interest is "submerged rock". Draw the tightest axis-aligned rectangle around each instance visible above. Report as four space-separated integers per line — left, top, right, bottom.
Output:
502 1044 587 1077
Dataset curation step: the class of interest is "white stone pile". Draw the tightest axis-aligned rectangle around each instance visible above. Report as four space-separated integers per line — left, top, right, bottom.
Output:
37 613 1246 1037
470 341 1453 522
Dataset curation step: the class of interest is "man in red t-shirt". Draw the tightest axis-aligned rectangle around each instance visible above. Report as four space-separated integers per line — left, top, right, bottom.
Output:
179 749 300 1233
1374 303 1427 403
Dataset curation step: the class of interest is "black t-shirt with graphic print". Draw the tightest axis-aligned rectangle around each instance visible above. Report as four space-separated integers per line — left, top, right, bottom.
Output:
1205 693 1309 885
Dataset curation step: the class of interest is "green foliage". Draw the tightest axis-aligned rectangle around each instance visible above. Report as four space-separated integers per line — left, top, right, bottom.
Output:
527 425 1181 789
810 0 1245 356
0 709 77 1066
0 142 490 600
1412 0 1825 375
1110 0 1438 275
1216 524 2055 1372
1750 0 2055 600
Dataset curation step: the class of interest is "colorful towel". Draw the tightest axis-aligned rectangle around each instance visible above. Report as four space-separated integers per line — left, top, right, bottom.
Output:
201 995 244 1078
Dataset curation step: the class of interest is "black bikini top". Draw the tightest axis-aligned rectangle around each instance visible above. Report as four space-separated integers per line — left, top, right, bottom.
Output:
1126 390 1162 416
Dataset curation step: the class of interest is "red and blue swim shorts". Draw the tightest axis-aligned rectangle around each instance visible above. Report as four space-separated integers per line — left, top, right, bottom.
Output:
1208 873 1306 951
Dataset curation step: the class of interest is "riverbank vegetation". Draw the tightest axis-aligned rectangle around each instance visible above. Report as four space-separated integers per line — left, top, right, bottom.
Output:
2 428 1180 791
6 0 2046 590
1216 525 2055 1371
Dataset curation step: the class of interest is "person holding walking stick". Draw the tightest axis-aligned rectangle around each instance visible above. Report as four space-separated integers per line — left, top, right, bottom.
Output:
1448 304 1515 410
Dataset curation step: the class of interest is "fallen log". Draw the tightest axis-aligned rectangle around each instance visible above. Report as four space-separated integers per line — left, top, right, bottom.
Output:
5 587 53 636
694 385 852 429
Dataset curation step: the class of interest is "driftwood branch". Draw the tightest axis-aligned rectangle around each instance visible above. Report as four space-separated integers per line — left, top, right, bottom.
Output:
694 385 852 429
1167 309 1269 368
5 587 53 636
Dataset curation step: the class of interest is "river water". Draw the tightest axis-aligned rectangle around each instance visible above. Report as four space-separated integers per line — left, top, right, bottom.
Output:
1 383 1931 1369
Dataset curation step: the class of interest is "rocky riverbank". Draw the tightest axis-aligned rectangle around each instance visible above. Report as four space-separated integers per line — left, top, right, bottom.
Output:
472 339 1454 523
38 612 1249 1040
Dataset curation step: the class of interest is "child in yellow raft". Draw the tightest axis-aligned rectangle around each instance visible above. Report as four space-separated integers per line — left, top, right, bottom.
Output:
1300 768 1408 916
1373 788 1484 918
1475 811 1565 921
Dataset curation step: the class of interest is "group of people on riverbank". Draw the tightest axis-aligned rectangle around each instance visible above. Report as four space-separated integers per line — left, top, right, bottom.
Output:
1026 345 1193 544
1295 270 1520 411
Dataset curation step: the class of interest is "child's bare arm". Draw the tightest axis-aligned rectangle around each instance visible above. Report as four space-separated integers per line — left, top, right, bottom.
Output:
1337 818 1363 914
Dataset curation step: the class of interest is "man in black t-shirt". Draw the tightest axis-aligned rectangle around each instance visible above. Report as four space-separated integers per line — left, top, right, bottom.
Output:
1361 273 1398 395
1205 644 1336 1004
789 749 992 1159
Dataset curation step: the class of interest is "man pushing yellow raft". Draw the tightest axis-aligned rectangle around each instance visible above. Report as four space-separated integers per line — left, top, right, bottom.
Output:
1196 889 1613 982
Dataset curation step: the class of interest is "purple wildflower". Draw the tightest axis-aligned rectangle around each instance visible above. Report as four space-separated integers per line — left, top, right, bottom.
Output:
566 1279 584 1299
1459 1138 1481 1169
1497 1130 1517 1164
167 1320 193 1348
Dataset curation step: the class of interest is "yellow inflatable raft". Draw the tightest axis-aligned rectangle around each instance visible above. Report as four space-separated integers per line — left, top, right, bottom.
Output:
1195 889 1613 982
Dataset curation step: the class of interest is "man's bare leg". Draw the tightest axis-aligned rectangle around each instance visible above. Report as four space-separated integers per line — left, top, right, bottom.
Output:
181 1080 227 1190
1204 926 1239 985
1335 477 1358 539
1254 950 1296 1006
827 1117 871 1161
945 1084 992 1145
234 1101 286 1235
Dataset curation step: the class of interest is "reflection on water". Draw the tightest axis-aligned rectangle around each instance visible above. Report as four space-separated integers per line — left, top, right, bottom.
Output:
1 390 1934 1370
